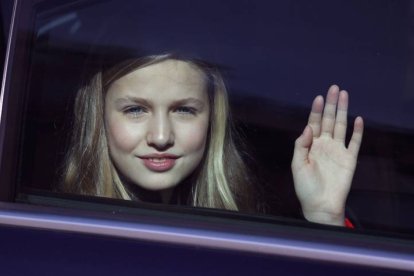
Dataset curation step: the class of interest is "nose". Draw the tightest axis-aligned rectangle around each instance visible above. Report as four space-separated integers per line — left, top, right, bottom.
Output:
146 112 174 150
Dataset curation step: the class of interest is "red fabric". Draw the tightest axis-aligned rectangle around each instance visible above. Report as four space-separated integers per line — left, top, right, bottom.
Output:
345 218 354 228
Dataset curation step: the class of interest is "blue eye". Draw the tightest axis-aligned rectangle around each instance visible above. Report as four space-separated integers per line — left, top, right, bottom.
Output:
123 106 146 117
175 106 197 115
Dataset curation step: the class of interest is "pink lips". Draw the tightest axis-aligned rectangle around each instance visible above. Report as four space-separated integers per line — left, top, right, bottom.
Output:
139 154 179 172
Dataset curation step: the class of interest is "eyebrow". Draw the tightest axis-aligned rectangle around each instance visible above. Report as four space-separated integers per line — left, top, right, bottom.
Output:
172 98 206 108
114 96 151 106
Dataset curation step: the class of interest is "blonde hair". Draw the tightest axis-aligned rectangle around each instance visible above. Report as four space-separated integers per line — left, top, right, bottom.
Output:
62 54 255 212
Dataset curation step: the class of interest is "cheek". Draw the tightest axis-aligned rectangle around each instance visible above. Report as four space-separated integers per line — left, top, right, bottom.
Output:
106 118 143 153
176 120 209 154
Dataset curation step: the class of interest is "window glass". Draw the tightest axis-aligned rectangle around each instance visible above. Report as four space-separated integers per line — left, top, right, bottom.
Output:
8 0 414 236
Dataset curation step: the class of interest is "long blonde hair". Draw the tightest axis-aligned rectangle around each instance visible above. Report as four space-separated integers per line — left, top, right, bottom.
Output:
62 54 255 212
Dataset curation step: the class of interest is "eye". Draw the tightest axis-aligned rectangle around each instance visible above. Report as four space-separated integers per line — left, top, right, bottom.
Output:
174 106 197 115
123 106 147 118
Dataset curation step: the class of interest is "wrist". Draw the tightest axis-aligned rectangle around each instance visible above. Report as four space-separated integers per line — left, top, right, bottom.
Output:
302 210 345 226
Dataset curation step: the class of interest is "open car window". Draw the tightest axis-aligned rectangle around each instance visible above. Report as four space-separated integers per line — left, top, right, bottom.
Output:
1 0 414 246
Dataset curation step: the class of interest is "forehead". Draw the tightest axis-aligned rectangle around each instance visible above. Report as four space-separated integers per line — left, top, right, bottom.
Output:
108 60 207 96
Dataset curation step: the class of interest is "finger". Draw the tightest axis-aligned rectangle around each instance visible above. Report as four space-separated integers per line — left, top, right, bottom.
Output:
307 95 324 137
321 85 340 137
333 90 349 142
348 116 364 157
292 125 313 168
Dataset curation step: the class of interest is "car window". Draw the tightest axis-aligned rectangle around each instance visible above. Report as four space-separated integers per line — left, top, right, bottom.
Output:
1 0 414 239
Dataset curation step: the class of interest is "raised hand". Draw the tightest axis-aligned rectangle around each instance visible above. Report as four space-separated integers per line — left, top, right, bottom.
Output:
291 85 364 226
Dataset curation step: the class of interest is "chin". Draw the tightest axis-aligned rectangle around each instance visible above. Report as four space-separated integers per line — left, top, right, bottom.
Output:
136 178 181 191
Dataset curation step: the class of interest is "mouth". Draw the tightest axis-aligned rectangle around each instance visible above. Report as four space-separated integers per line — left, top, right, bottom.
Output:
139 154 180 172
148 158 170 162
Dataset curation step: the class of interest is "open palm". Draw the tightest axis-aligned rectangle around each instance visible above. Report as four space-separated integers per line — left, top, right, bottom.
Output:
292 85 364 226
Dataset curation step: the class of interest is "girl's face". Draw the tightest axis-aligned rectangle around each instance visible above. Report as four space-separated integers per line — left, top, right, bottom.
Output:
105 60 210 192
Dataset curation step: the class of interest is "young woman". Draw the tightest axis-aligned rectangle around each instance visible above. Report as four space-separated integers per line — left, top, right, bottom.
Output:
62 54 364 226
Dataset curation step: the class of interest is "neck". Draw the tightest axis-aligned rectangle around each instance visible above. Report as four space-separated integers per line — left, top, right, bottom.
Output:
160 187 174 204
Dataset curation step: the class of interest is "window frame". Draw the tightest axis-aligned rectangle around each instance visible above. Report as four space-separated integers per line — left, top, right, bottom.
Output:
0 0 413 273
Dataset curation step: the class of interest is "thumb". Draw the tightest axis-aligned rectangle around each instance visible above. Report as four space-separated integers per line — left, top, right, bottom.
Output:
292 125 313 168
